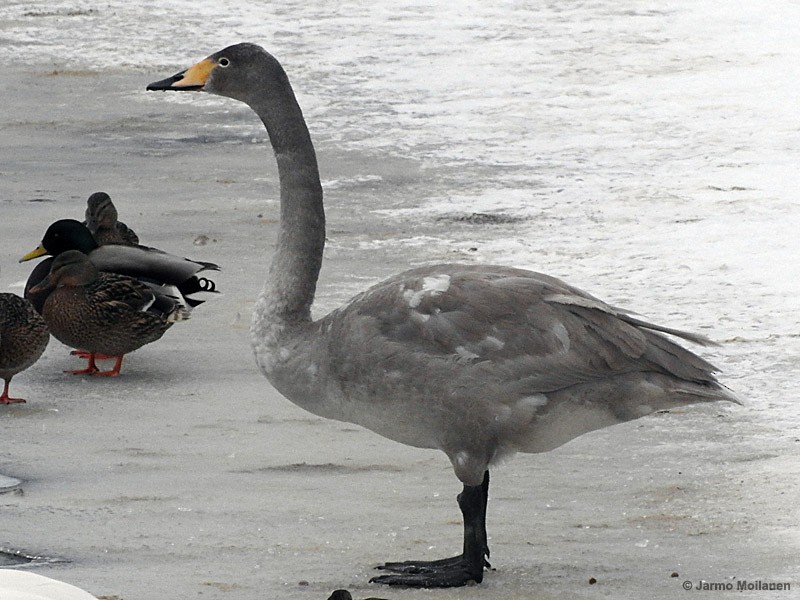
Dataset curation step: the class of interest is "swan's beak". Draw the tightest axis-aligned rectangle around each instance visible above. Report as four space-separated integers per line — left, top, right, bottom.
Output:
146 57 216 92
19 244 48 263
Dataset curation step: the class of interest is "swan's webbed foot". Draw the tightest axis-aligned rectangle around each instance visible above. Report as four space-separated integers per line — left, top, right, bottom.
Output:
377 554 480 573
370 470 491 588
371 553 489 587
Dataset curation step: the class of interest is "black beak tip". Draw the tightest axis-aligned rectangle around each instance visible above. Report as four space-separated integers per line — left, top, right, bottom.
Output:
146 73 184 91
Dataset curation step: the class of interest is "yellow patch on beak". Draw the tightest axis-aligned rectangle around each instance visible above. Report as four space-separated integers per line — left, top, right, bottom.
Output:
19 244 48 263
173 57 217 89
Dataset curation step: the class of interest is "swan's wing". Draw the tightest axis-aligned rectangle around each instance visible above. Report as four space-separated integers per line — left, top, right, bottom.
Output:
326 264 722 393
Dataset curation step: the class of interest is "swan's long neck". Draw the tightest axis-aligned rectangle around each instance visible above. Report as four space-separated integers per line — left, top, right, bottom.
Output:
248 84 325 364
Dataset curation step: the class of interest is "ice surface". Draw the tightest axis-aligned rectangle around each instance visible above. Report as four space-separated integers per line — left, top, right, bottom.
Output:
1 1 798 599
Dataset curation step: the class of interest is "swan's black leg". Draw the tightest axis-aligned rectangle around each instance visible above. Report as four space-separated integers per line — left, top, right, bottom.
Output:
371 470 491 587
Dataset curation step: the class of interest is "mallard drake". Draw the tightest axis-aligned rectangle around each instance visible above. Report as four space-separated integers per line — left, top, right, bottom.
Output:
27 250 189 376
20 218 219 313
83 191 140 246
0 293 49 404
148 44 739 587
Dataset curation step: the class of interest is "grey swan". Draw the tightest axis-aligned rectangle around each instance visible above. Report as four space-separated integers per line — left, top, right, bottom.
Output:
148 43 739 588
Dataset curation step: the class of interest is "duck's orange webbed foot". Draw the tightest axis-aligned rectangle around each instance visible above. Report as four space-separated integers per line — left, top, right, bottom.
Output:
91 355 125 377
65 353 100 375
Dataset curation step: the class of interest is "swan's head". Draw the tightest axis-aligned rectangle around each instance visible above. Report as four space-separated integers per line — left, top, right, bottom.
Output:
147 43 289 106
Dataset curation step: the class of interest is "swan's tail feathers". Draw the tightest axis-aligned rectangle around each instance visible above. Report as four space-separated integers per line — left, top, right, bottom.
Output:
619 313 720 347
698 382 743 406
633 322 742 406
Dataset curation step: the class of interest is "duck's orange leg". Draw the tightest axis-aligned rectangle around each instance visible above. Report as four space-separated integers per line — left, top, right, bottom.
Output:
71 349 115 361
92 355 125 377
0 379 26 404
65 353 101 375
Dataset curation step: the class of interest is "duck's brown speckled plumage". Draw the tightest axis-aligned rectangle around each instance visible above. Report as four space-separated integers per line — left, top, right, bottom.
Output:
0 293 49 404
28 251 187 374
20 219 219 314
84 191 140 246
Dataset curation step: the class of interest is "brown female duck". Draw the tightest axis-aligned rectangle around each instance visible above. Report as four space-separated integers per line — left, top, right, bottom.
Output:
0 293 49 403
28 250 188 376
20 218 219 313
83 191 140 246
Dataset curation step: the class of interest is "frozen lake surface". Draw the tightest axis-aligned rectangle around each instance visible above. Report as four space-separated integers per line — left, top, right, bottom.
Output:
1 1 798 598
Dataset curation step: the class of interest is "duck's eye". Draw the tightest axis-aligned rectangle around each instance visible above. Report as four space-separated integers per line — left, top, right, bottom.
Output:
218 57 231 68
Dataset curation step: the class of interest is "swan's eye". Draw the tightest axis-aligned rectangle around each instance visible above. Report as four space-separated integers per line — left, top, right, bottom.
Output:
218 57 231 68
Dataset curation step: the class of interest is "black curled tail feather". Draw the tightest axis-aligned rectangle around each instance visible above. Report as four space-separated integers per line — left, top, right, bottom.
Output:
178 275 219 297
196 277 217 292
197 260 221 272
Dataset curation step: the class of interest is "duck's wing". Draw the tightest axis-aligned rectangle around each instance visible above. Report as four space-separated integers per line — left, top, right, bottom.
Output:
140 282 192 319
0 293 49 374
89 244 219 285
88 274 189 324
115 221 140 245
89 273 159 313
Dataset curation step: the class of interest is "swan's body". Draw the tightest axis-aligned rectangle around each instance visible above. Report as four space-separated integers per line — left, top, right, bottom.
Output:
148 43 738 587
0 571 97 600
258 262 732 481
